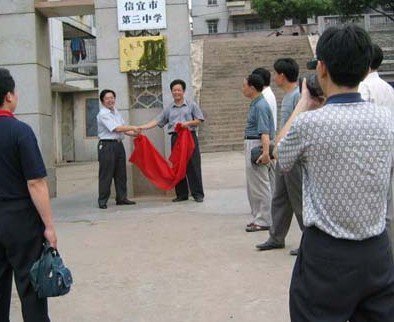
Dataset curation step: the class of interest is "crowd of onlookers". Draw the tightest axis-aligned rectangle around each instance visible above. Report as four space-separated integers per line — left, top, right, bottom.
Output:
241 25 394 321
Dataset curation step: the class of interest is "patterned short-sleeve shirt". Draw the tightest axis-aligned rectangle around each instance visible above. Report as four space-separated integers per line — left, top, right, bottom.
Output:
278 93 394 240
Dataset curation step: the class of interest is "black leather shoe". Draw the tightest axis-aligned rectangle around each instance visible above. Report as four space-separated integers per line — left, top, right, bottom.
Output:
172 197 188 202
99 204 107 209
289 248 299 256
116 199 136 205
194 197 204 203
255 241 285 251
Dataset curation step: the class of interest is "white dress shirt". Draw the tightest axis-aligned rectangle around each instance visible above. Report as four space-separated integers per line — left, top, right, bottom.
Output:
97 107 125 140
262 86 277 130
359 71 394 114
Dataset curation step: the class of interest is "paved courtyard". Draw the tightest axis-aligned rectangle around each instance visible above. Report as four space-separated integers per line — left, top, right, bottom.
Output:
10 151 301 322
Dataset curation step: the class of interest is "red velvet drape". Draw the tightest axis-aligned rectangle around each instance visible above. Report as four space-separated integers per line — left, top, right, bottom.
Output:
129 124 195 190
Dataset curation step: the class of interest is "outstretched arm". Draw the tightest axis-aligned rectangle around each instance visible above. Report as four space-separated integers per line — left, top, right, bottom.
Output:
138 119 159 130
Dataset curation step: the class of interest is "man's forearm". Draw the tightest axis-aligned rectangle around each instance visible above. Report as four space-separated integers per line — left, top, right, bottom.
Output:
114 125 138 133
27 178 55 229
275 98 307 146
261 134 270 156
139 119 159 130
183 119 201 127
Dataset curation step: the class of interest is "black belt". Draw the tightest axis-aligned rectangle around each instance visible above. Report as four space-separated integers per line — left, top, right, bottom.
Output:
99 139 122 143
244 136 260 140
169 131 196 136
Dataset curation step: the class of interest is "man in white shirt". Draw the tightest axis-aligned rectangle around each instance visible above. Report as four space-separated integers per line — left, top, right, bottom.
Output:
252 67 278 130
359 43 394 109
97 89 139 209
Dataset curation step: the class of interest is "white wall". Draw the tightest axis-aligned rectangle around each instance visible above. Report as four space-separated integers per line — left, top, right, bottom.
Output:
191 0 229 35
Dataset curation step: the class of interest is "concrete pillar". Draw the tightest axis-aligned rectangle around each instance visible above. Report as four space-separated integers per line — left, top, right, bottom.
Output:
161 0 193 158
95 0 135 196
0 1 56 195
95 0 192 196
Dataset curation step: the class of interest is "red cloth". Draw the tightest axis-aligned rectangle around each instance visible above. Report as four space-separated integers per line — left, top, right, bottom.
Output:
129 124 195 190
0 110 14 118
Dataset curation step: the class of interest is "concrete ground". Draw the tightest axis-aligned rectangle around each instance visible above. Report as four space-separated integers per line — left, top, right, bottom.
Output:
10 151 301 322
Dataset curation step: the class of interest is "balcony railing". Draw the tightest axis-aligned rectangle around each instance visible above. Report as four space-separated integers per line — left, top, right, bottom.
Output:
226 0 254 16
63 38 97 81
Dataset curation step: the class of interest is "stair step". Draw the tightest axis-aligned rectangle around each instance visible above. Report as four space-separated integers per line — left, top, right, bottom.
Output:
196 35 315 151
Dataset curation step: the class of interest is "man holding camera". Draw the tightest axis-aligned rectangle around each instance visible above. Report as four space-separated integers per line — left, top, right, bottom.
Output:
277 25 394 321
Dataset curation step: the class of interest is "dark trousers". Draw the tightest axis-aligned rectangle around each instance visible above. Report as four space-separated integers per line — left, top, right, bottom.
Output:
290 227 394 322
171 132 204 199
0 199 49 322
98 140 127 206
269 162 304 244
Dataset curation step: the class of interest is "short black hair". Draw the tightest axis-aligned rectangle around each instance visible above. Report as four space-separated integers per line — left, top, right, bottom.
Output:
273 58 299 82
0 68 15 106
252 67 271 86
316 25 372 87
99 89 116 103
370 43 383 70
170 79 186 91
246 74 264 92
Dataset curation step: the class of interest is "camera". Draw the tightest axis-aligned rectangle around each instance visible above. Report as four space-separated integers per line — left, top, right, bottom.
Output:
299 74 323 98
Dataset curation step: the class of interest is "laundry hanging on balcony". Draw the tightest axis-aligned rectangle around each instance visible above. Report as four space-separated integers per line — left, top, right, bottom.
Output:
70 38 87 64
129 124 195 190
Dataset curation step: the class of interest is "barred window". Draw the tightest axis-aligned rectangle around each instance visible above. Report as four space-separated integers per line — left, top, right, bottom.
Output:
128 71 163 109
207 20 218 34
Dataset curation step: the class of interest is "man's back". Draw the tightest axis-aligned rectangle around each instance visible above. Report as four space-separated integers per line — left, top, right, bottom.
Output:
280 87 300 128
279 95 394 240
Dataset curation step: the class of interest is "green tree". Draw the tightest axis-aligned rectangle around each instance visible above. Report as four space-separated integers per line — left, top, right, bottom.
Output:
331 0 394 22
252 0 394 27
252 0 333 28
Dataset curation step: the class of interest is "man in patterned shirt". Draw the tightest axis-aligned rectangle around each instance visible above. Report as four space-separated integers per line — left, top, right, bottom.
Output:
277 25 394 321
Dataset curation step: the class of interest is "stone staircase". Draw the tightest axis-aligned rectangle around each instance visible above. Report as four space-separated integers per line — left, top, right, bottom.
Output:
198 35 313 152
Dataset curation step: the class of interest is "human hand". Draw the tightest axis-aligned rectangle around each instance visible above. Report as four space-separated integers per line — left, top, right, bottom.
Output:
296 78 324 113
256 153 270 165
180 122 189 128
44 226 57 249
125 130 139 137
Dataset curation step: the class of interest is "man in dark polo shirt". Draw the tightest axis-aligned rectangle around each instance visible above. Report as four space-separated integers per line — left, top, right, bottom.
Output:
0 68 57 321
